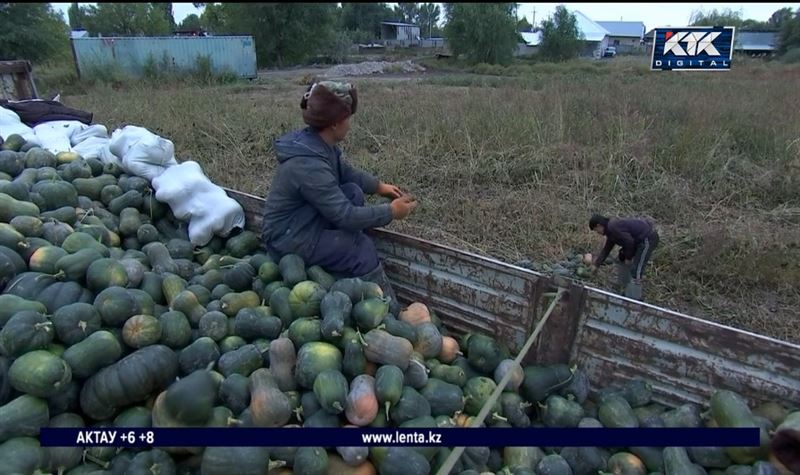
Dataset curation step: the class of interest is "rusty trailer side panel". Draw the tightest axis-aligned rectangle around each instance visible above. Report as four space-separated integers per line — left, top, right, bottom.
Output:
574 288 800 407
226 188 800 407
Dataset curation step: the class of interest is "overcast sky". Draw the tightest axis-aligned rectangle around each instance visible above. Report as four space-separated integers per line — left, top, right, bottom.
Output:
517 3 799 28
52 3 799 30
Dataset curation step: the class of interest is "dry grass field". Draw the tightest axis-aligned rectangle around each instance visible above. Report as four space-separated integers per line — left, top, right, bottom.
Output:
42 56 800 343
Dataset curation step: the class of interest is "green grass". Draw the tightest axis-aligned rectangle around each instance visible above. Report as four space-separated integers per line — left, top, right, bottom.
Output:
51 58 800 343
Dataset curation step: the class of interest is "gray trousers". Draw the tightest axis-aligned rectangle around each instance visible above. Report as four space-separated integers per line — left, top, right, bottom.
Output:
616 232 659 299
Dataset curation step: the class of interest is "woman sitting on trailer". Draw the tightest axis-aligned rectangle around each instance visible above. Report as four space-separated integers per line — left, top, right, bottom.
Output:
260 81 417 314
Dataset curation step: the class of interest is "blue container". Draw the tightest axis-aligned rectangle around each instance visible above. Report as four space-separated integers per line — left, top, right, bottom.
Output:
71 36 258 79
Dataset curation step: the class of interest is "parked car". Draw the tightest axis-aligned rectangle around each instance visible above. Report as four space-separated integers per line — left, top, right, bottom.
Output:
603 46 617 58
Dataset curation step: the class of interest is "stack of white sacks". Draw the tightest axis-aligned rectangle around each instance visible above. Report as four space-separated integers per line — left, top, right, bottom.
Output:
0 106 245 246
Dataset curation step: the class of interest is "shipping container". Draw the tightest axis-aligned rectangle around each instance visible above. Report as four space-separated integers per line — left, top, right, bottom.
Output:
70 36 258 80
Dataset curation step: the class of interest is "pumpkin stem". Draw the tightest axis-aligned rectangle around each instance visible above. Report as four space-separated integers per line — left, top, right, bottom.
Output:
333 402 344 412
268 460 287 471
385 401 391 421
356 330 367 347
83 451 110 468
52 270 66 281
491 412 508 422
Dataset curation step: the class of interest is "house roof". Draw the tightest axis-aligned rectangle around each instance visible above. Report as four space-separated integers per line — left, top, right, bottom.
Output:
520 31 542 46
735 31 778 51
596 21 646 38
381 22 419 28
573 10 610 42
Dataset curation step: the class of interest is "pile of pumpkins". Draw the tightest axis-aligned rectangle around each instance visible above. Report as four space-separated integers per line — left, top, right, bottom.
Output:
0 136 798 475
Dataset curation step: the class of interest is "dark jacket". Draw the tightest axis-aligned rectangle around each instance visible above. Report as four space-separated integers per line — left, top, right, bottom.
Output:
594 218 654 265
261 127 393 259
0 100 93 126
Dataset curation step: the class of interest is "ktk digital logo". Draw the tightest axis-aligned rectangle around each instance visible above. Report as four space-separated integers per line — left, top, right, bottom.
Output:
651 26 735 71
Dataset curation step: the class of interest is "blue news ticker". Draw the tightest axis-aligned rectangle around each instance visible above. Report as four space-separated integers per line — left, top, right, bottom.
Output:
39 427 762 448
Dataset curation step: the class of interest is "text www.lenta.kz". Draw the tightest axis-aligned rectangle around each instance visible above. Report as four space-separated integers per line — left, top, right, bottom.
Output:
361 431 443 444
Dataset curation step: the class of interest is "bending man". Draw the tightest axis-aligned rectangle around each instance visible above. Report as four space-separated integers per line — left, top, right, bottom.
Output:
585 214 660 300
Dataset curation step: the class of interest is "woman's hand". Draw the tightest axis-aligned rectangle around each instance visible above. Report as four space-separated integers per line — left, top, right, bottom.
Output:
377 182 403 199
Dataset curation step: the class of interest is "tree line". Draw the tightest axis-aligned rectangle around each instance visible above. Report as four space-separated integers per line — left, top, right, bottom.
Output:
1 3 800 67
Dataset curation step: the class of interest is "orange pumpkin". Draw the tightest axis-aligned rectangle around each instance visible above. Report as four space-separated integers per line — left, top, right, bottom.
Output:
327 454 377 475
249 368 292 427
345 375 379 426
439 336 461 363
398 302 431 326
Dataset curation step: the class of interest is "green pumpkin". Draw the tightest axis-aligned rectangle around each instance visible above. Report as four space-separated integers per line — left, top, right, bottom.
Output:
288 280 326 319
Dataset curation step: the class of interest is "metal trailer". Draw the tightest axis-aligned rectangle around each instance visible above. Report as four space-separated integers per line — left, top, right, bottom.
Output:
227 188 800 409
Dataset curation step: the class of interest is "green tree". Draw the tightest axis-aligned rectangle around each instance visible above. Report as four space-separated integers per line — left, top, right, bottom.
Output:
778 8 800 54
539 5 583 62
444 3 520 65
0 3 70 62
68 2 85 29
81 3 171 37
442 3 454 23
689 8 744 27
152 3 176 31
340 3 392 39
517 16 532 32
199 3 226 33
393 3 420 24
219 3 338 67
740 19 769 31
769 7 794 30
417 3 440 38
690 7 774 31
179 14 202 31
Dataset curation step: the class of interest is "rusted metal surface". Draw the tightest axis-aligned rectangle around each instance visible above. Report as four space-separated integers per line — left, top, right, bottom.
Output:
0 60 39 101
534 281 586 366
371 229 544 355
226 189 264 233
225 187 800 406
572 287 800 407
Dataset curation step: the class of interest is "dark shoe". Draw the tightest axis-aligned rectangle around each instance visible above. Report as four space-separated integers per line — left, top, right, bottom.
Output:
360 263 401 316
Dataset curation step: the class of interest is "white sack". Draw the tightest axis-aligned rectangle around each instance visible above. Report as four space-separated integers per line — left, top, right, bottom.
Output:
152 161 245 246
71 124 108 146
73 136 111 161
32 120 88 154
108 125 177 181
0 107 39 144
